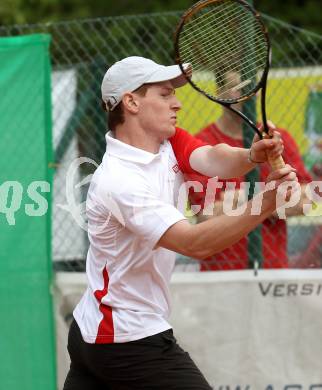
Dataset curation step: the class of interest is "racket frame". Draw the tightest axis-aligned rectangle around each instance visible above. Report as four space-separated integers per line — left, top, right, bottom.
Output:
174 0 271 139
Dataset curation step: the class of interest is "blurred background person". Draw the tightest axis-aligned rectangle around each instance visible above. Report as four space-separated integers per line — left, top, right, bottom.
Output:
187 71 313 270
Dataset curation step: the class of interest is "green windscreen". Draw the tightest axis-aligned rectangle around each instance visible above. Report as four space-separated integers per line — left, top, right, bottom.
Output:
304 90 322 172
0 34 56 390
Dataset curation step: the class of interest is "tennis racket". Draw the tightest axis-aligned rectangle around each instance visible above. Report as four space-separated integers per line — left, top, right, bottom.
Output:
174 0 285 170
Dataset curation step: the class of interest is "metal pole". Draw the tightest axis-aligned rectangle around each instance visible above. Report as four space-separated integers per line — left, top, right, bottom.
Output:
242 0 263 271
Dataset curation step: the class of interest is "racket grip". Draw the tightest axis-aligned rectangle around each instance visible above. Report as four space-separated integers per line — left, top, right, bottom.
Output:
263 133 286 171
267 154 285 171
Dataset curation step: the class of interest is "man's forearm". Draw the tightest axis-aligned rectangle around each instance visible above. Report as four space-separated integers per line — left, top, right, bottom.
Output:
272 184 312 218
185 193 274 259
159 165 297 258
190 144 257 179
207 144 256 178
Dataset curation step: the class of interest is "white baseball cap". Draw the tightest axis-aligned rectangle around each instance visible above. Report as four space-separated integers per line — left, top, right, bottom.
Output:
101 56 191 111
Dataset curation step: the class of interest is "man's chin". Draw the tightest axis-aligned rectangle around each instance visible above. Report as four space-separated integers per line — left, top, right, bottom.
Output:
167 125 176 138
159 125 176 142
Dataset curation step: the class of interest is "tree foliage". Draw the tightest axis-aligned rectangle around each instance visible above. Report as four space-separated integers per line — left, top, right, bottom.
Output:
0 0 321 36
255 0 322 35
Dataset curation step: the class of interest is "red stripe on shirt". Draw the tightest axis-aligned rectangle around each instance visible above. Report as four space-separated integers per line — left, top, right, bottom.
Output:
94 267 114 343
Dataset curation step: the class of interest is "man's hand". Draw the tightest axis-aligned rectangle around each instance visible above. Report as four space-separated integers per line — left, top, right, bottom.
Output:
249 122 284 164
261 164 299 212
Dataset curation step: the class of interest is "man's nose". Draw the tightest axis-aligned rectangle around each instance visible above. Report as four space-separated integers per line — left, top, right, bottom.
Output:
172 96 182 111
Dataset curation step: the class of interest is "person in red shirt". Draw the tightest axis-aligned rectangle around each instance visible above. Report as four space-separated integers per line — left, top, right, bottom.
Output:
188 71 312 270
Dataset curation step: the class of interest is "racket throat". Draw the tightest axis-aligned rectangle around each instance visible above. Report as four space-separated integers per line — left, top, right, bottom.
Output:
224 103 262 138
260 75 270 136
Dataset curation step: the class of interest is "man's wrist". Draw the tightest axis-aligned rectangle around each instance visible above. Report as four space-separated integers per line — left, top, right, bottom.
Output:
261 192 277 216
247 148 265 164
252 190 277 219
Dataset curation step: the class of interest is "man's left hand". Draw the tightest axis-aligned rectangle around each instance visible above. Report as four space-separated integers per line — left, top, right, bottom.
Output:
250 123 284 164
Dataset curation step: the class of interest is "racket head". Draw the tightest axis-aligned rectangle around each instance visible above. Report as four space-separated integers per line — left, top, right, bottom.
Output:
174 0 270 105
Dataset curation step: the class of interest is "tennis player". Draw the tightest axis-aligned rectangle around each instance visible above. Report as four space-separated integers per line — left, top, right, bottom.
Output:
63 56 298 390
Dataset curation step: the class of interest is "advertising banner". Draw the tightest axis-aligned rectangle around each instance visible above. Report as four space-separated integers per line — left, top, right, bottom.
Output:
170 270 322 390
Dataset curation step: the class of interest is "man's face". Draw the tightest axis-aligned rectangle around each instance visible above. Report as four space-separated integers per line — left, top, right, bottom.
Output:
134 81 182 141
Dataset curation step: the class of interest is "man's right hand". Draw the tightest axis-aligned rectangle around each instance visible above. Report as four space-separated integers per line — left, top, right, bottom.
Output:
261 164 299 212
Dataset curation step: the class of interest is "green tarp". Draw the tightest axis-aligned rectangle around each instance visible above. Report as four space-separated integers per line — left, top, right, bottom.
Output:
0 34 56 390
304 90 322 173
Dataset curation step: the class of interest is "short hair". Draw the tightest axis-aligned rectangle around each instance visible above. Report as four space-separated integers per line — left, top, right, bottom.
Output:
101 84 149 131
101 99 125 131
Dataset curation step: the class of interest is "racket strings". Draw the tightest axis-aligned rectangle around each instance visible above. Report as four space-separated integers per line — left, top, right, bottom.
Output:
181 22 266 65
177 0 268 101
179 8 240 53
182 41 265 91
182 1 240 39
180 2 244 46
180 37 265 98
180 15 266 72
181 30 266 77
180 37 266 81
180 6 256 52
180 2 264 51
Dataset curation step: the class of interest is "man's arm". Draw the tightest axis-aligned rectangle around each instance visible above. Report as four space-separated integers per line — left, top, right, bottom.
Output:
272 183 312 218
158 165 297 259
197 182 311 221
189 131 283 179
271 128 313 217
196 188 243 221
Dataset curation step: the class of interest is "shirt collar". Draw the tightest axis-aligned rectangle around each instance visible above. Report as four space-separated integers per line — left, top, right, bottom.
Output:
105 131 167 164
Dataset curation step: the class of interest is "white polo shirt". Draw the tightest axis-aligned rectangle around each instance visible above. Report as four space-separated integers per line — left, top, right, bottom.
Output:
73 129 205 344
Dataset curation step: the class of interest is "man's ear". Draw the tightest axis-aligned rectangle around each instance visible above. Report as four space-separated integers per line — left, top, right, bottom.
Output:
122 92 139 113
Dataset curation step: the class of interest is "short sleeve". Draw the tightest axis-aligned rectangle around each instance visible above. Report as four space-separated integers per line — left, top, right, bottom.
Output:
169 127 208 174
